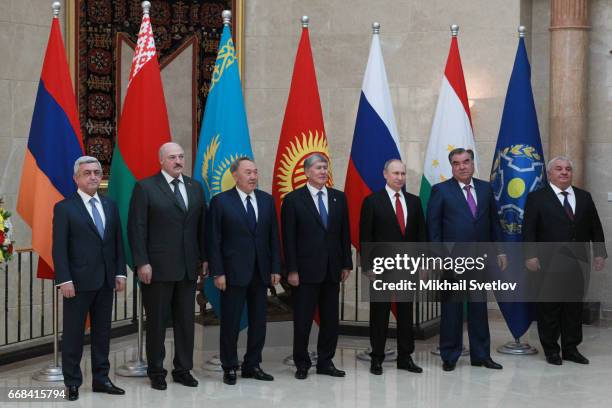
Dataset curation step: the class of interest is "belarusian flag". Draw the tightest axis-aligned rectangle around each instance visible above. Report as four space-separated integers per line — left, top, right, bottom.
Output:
108 3 171 267
419 26 477 209
272 17 333 219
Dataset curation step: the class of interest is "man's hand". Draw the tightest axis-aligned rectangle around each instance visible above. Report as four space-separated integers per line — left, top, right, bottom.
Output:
341 269 351 283
497 254 508 271
137 264 153 284
214 275 227 291
60 282 76 298
288 271 299 287
525 257 540 272
115 277 126 292
271 274 281 286
593 257 606 272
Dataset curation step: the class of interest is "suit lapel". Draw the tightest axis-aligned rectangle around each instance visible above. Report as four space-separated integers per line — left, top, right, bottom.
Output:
300 187 325 230
154 172 186 213
474 180 487 219
184 177 197 215
451 179 474 219
230 188 255 235
572 187 583 221
100 196 111 240
72 194 101 239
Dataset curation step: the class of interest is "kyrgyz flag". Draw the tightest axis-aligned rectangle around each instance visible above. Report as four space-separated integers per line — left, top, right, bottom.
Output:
108 4 171 267
272 18 333 220
17 12 84 279
419 26 477 210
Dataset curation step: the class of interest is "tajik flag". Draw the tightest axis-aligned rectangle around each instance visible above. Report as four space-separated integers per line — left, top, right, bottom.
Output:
419 29 477 209
272 18 333 220
108 4 171 267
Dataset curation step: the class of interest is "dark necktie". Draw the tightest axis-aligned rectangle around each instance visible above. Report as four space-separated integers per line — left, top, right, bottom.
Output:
89 197 105 238
464 185 477 218
395 192 406 236
317 191 328 229
561 191 574 221
246 195 257 233
171 178 187 212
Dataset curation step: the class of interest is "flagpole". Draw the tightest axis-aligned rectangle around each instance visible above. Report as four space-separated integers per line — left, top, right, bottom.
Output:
31 2 65 382
429 24 469 359
495 25 539 357
202 9 235 373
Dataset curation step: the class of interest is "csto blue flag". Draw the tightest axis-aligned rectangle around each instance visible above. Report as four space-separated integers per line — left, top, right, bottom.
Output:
193 22 252 329
490 35 546 340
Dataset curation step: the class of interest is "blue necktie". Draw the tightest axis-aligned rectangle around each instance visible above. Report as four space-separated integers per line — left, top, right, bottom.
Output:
89 197 105 238
317 191 328 229
246 195 257 233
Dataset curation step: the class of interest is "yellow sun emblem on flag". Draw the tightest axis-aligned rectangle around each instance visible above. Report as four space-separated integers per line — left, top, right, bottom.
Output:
276 130 333 200
201 134 244 196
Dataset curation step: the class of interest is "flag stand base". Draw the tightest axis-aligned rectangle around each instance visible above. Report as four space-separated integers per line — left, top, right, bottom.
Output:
32 364 63 382
497 339 538 355
356 348 397 362
283 351 318 367
116 359 148 377
430 346 469 356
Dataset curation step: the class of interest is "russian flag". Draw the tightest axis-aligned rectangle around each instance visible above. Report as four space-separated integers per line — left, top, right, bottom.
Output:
17 15 84 279
345 24 401 251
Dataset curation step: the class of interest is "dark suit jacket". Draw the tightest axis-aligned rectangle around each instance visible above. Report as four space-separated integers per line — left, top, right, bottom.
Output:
206 188 280 287
426 178 503 243
360 189 426 244
128 172 207 282
281 186 353 284
52 193 126 291
523 184 607 263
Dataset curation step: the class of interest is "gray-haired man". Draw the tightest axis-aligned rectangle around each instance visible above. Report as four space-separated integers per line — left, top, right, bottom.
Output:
281 153 353 380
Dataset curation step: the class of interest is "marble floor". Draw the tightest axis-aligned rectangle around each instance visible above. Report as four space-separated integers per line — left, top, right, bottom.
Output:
1 317 611 407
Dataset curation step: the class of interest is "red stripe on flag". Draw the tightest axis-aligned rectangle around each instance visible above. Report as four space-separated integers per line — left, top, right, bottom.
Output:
444 37 473 128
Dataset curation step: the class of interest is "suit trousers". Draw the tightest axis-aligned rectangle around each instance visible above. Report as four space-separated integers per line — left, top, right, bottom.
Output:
219 270 267 371
61 285 113 387
369 301 414 363
439 301 490 363
141 278 196 378
292 274 340 370
537 302 583 356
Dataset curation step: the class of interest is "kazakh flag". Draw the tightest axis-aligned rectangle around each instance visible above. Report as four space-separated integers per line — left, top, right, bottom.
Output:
193 13 252 328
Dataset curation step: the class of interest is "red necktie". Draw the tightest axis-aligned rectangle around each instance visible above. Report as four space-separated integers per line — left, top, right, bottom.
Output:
395 192 405 236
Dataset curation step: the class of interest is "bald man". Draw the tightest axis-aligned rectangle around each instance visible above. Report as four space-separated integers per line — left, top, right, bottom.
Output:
128 142 207 390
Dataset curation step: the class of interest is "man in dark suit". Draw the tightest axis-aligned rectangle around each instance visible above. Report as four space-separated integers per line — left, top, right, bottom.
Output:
360 159 425 375
426 148 506 371
128 142 207 390
523 156 607 365
207 157 281 385
53 156 126 401
281 153 353 380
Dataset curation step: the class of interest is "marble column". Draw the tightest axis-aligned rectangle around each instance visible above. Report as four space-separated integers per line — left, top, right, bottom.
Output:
549 0 590 187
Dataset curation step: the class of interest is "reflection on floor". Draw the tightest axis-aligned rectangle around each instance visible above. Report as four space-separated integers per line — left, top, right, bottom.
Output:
1 317 611 407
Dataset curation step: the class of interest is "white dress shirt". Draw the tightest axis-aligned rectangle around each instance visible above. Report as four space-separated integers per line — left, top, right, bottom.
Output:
458 179 478 206
385 185 407 226
161 169 188 209
236 187 258 220
549 183 576 213
307 183 328 215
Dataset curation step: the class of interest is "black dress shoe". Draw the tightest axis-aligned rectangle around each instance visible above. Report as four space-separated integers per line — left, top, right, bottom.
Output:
151 376 167 390
242 367 274 381
92 380 125 395
442 361 456 371
295 368 308 380
397 356 423 373
563 351 589 364
316 364 346 377
66 386 78 401
546 353 563 365
370 361 383 375
172 372 199 387
471 358 503 369
223 369 237 385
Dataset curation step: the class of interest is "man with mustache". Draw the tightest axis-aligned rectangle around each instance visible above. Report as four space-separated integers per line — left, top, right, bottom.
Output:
128 142 207 390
